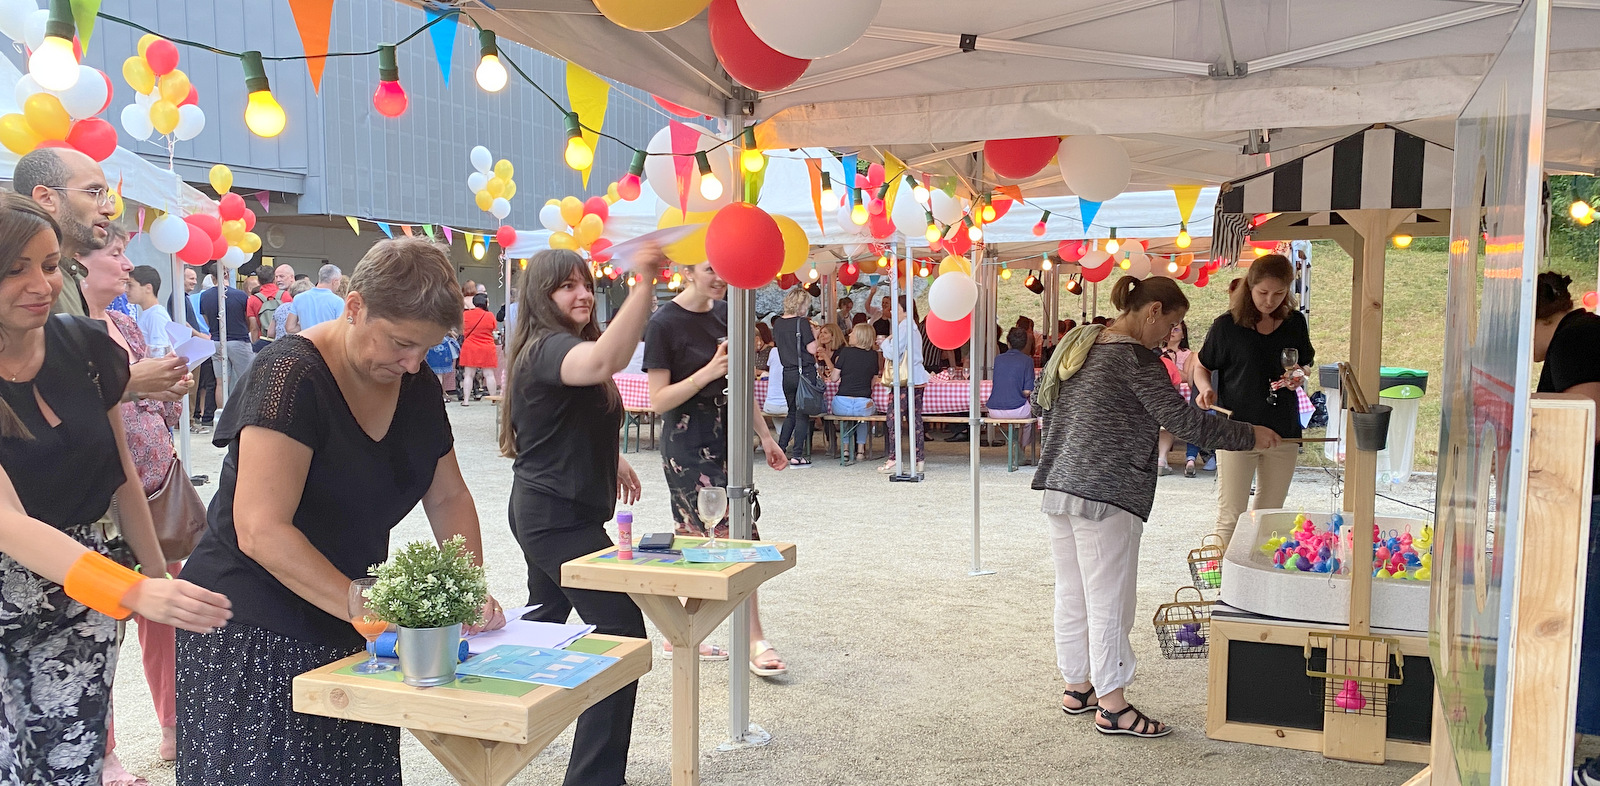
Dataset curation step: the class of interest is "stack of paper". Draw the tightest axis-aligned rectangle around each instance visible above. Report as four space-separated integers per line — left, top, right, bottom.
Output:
465 605 595 655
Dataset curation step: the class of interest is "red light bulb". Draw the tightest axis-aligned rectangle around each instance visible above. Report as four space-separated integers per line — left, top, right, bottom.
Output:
373 81 408 118
617 173 642 201
1032 221 1046 237
869 197 885 216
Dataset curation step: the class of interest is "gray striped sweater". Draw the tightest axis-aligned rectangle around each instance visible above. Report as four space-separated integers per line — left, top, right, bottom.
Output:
1031 339 1256 521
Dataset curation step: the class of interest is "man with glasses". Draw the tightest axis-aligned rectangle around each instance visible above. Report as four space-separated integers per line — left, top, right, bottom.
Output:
11 148 116 317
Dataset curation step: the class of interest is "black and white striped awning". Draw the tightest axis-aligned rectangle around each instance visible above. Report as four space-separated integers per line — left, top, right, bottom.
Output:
1213 125 1454 264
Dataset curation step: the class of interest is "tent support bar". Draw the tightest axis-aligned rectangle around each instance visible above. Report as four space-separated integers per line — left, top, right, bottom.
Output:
645 34 734 99
1248 5 1515 73
1210 0 1244 77
907 142 985 168
775 49 949 96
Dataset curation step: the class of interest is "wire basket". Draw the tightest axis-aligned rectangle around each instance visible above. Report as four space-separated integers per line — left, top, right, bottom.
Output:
1153 587 1214 660
1186 534 1225 590
1304 632 1404 719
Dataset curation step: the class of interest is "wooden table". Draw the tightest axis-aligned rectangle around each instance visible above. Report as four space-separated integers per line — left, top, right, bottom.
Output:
562 540 797 786
293 634 651 786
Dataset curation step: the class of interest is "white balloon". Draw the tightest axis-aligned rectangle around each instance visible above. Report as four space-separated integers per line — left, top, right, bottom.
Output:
539 204 565 233
120 102 152 140
12 73 42 112
1058 136 1131 203
889 182 927 238
929 189 962 225
735 0 882 59
21 7 44 50
928 272 977 320
134 89 155 109
0 0 37 44
172 104 205 141
1079 248 1111 269
815 259 838 276
220 246 247 270
467 172 488 194
57 66 107 119
641 123 734 213
490 197 511 220
1126 251 1151 279
149 214 189 253
469 145 492 175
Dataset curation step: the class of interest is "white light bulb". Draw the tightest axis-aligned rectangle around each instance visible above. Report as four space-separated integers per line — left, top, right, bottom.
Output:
1105 238 1120 254
821 188 839 212
699 172 723 201
913 184 929 204
30 36 78 92
476 54 508 92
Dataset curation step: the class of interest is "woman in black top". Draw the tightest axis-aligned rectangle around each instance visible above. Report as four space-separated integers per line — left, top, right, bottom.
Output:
1531 273 1600 747
830 323 882 463
0 194 228 786
501 246 667 784
1190 255 1314 547
177 238 505 786
772 288 818 466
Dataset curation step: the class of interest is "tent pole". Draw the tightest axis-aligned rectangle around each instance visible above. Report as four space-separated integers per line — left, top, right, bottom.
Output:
969 245 992 576
172 253 190 470
889 245 904 476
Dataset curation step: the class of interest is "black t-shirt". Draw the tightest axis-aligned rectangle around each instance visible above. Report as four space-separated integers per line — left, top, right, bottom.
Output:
1197 310 1315 438
0 317 129 528
873 318 892 337
510 330 623 512
1537 308 1600 493
836 346 879 398
182 336 454 648
643 300 728 412
772 316 816 373
199 286 251 342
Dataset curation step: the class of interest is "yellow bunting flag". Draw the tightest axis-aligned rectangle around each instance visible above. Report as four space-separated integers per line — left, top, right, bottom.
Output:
345 216 360 235
881 152 908 208
1172 185 1203 225
565 62 611 189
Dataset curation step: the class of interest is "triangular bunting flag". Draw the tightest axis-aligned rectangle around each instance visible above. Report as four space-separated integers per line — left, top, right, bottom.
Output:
669 121 697 217
881 152 907 209
566 62 611 189
841 153 857 208
345 216 359 235
424 7 458 86
70 0 101 48
400 224 413 237
422 224 435 239
136 207 146 232
1078 199 1102 232
805 159 825 237
442 226 453 244
1171 185 1202 225
255 191 270 213
377 222 393 238
996 184 1022 202
287 0 335 92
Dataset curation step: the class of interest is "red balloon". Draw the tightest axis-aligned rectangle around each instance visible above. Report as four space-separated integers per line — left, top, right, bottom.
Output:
1081 261 1113 283
1195 273 1210 288
984 137 1058 180
176 223 211 265
65 118 115 162
863 163 884 189
496 225 517 247
708 0 808 93
582 196 609 222
925 312 971 350
218 193 247 221
1058 239 1086 261
590 237 613 263
209 233 228 261
777 273 799 289
706 203 784 289
185 213 222 241
989 195 1014 221
97 70 114 115
180 84 199 107
867 209 894 239
837 263 859 287
145 40 180 76
945 229 972 255
242 209 257 232
928 238 944 253
653 96 701 118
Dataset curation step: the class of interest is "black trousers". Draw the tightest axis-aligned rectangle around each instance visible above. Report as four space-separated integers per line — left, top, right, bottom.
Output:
778 371 811 458
509 487 646 786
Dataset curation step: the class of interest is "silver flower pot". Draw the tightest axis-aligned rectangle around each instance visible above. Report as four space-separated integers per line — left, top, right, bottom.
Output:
396 624 461 687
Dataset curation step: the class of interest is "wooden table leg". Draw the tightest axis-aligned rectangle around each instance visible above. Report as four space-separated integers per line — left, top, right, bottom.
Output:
414 723 575 786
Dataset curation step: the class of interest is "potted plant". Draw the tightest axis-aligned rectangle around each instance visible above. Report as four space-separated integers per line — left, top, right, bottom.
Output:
364 535 487 687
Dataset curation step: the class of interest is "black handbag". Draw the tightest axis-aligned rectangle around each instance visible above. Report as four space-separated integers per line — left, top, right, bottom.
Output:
791 320 826 417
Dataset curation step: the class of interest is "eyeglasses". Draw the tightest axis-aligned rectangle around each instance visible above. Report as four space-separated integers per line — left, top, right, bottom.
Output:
48 186 115 207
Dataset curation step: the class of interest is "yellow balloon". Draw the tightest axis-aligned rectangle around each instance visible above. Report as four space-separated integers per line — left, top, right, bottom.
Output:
149 100 180 136
502 180 516 199
575 213 604 247
22 93 69 141
545 198 559 207
663 227 708 266
592 0 711 32
656 207 717 229
494 159 513 179
474 189 493 211
559 196 584 228
772 214 809 274
222 220 246 244
549 231 578 250
606 182 620 202
108 190 125 220
158 69 190 106
239 232 262 254
209 164 233 194
938 256 972 277
485 176 506 198
122 56 155 95
137 34 160 57
0 114 40 155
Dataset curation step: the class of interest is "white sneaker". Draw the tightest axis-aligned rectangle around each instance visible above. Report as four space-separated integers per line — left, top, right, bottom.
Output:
1575 759 1600 786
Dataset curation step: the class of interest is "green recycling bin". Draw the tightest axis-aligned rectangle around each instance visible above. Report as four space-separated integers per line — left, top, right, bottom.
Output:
1375 369 1428 485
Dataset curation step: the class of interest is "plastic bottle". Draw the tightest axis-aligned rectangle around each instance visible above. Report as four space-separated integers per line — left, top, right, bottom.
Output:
616 511 633 560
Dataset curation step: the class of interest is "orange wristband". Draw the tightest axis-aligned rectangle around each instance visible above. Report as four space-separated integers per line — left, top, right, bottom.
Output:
63 552 146 620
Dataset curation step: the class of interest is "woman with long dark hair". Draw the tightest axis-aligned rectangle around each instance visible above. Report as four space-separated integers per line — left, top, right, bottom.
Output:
1190 254 1314 546
500 247 662 784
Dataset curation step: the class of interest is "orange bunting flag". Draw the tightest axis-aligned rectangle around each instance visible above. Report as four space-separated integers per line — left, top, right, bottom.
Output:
287 0 335 92
805 158 824 236
400 224 413 237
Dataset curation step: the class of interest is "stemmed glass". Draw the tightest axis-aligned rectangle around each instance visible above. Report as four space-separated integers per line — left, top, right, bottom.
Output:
1269 348 1300 404
349 578 393 674
697 487 729 551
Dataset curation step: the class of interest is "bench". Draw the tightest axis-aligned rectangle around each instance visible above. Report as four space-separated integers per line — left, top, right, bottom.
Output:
622 408 657 453
922 415 1041 472
818 413 887 466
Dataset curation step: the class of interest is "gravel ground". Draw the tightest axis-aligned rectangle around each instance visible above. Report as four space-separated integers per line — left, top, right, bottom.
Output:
109 404 1450 785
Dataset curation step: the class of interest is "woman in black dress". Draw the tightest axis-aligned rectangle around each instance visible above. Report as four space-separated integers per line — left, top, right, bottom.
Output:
176 238 505 786
0 194 229 785
772 287 818 466
643 260 789 675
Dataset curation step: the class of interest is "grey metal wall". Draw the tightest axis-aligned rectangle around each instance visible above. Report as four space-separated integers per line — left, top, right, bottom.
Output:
82 0 662 231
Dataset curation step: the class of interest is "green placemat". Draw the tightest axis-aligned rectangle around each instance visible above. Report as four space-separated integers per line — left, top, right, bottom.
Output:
334 661 540 697
587 538 741 572
565 636 620 655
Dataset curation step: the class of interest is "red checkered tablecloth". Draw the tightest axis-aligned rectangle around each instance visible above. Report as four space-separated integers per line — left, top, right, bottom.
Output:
612 372 993 415
615 372 652 410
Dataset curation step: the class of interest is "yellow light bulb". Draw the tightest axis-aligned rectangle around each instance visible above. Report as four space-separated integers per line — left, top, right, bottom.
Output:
1176 229 1192 249
29 36 79 91
742 148 765 173
1119 257 1131 270
565 136 594 171
1253 246 1271 257
476 54 508 92
1571 200 1592 221
982 204 996 222
1105 238 1119 254
851 203 868 225
699 172 723 201
472 241 485 260
925 224 940 243
1000 268 1012 280
913 184 930 204
1391 234 1413 249
244 90 287 138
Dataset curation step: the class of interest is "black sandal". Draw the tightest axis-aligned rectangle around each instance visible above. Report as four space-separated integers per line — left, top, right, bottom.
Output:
1095 704 1171 738
1061 687 1098 715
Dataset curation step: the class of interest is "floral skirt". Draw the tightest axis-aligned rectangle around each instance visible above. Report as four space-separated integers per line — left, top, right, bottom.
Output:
0 523 118 786
660 402 760 540
175 623 398 786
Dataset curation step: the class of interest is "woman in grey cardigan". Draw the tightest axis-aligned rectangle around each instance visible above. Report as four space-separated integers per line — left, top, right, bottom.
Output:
1033 275 1278 738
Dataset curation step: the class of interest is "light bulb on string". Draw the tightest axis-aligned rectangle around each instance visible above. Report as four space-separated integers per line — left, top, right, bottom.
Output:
876 254 888 269
563 112 594 171
999 268 1012 281
617 150 646 201
695 152 722 201
918 264 930 278
30 0 78 92
925 223 940 244
372 44 408 118
627 275 638 287
1176 223 1192 249
475 30 508 92
820 172 838 212
240 51 287 138
1041 258 1052 271
1391 234 1413 248
1118 255 1131 270
1105 228 1120 255
1572 199 1594 224
1253 246 1271 257
981 201 996 223
808 267 820 281
1167 259 1179 274
851 193 868 225
740 127 764 173
965 215 981 242
870 183 889 215
1033 210 1050 237
913 178 930 205
471 241 485 260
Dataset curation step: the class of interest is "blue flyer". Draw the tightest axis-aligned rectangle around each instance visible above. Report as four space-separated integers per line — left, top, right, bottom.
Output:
456 645 618 689
680 545 784 563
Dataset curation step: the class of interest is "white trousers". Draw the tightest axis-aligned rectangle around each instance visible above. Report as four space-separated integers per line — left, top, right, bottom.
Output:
1048 507 1144 694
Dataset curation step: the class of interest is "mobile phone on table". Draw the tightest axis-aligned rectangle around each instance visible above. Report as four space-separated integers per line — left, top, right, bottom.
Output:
637 532 677 551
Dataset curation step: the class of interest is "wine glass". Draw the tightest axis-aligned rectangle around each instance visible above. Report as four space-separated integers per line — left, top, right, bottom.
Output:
697 487 729 551
1269 348 1300 405
348 578 393 674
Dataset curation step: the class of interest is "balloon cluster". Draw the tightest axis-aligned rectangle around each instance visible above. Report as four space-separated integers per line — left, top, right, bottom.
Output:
149 165 260 268
468 146 517 220
0 8 114 160
1059 238 1224 288
119 35 206 142
541 196 612 263
983 135 1132 202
